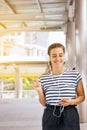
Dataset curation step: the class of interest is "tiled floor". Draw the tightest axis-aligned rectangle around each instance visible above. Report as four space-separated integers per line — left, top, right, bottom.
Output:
0 98 43 130
0 98 86 130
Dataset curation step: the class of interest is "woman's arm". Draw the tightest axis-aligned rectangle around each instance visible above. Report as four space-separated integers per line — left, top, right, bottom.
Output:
71 80 85 105
60 80 85 106
33 80 46 106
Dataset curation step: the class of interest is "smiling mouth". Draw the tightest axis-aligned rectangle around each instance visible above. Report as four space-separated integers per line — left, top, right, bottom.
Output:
55 61 61 64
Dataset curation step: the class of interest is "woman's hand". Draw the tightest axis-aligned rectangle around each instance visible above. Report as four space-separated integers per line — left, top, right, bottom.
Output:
33 80 46 106
59 80 85 106
33 80 42 91
59 98 73 106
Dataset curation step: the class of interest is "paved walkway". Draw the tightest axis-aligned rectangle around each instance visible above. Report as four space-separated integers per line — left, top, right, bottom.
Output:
0 98 43 130
0 98 86 130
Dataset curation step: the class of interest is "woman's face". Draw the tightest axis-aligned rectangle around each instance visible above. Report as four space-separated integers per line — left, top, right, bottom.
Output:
49 47 65 68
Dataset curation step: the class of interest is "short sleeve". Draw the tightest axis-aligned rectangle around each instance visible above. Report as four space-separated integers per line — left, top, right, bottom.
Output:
75 71 82 84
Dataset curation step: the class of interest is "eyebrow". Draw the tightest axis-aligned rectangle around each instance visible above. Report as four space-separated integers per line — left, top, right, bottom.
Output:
51 53 64 55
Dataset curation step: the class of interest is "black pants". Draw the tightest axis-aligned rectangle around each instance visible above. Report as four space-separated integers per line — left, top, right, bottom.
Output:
42 105 80 130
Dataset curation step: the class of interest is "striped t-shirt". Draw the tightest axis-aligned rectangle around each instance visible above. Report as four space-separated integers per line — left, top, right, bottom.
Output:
39 69 82 106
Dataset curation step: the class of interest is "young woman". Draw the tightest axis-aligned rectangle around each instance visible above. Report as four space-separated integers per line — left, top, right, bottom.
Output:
33 43 85 130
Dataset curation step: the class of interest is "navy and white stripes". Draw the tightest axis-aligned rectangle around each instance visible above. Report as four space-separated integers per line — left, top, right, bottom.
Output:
39 69 82 106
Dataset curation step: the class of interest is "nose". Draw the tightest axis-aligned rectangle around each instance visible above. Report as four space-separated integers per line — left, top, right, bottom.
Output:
56 55 60 60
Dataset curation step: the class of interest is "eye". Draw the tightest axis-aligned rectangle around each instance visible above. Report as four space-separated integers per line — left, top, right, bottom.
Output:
59 53 63 57
52 55 57 58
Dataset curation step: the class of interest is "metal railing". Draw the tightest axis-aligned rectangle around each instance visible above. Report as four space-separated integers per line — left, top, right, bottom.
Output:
0 90 38 99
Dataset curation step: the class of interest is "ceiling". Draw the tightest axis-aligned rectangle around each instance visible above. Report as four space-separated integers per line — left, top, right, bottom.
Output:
0 0 74 36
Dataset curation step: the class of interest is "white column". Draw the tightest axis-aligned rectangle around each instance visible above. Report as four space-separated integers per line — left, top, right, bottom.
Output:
14 67 23 98
0 39 4 56
0 80 4 98
75 0 87 123
66 21 76 69
75 0 87 72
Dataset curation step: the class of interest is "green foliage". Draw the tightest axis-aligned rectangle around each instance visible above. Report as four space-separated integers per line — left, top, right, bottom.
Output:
6 78 14 83
0 77 38 90
22 77 37 90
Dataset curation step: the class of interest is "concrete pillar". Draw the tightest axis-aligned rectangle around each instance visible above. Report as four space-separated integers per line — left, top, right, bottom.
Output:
75 0 87 72
66 21 76 69
14 67 23 98
0 80 4 98
0 39 4 56
75 0 87 123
